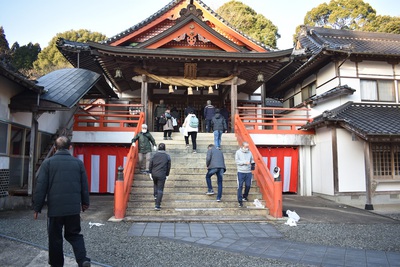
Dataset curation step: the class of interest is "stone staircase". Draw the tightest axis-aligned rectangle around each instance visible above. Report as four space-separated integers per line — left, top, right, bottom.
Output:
125 132 269 222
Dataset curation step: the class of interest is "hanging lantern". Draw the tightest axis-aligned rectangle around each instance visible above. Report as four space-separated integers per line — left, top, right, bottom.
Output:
215 84 218 89
208 86 213 94
175 85 177 90
188 86 193 95
168 85 174 94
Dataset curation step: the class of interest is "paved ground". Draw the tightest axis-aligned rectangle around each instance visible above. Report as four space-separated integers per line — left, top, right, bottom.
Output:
1 195 399 267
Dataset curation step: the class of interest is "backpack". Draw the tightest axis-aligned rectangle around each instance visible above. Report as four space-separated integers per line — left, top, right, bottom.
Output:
158 115 167 125
189 115 199 128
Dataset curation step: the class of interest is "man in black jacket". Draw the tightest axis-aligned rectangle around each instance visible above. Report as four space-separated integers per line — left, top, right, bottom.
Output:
34 136 91 267
205 144 226 201
149 143 171 210
211 109 227 150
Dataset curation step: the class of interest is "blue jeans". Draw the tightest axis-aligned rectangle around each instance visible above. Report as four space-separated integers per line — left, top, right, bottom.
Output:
206 168 224 199
237 172 252 204
205 119 212 133
213 130 223 148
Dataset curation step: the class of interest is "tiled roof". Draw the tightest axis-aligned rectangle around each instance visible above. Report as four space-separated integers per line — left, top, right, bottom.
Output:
303 102 400 139
297 26 400 56
309 85 356 106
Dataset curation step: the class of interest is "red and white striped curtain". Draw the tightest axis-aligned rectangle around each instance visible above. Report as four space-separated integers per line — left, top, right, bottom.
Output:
257 147 299 193
73 145 129 193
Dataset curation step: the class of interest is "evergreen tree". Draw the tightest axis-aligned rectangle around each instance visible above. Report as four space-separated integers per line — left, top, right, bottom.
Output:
33 29 107 76
0 26 10 61
216 1 279 49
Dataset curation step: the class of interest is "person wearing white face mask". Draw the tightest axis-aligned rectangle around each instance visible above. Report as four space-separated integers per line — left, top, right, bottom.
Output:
235 142 255 207
131 124 157 174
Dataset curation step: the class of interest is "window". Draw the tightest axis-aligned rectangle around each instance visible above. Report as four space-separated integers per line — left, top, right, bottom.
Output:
372 143 400 179
0 122 8 155
301 82 316 101
361 80 395 102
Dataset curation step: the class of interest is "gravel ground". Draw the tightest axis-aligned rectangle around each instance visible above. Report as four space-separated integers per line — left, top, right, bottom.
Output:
1 208 399 266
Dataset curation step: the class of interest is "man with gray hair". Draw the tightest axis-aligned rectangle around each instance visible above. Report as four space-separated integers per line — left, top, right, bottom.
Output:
235 141 255 208
149 143 171 210
34 136 91 267
203 100 215 133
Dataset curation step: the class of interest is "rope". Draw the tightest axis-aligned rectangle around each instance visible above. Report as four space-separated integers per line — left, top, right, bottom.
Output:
134 68 234 87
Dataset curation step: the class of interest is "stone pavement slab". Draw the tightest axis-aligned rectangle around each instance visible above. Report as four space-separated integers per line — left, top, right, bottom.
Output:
128 222 400 267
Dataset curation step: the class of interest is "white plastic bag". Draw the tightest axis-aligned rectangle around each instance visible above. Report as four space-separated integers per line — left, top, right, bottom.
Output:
286 210 300 222
172 117 178 126
253 199 265 208
285 218 297 227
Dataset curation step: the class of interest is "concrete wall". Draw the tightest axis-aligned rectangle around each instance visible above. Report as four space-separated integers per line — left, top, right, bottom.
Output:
311 127 334 195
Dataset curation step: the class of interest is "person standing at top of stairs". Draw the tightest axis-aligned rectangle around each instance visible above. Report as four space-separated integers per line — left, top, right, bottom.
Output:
203 100 215 133
182 110 199 153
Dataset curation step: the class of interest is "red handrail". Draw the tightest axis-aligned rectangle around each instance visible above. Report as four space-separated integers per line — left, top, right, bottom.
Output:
234 113 283 218
237 106 314 135
114 112 145 219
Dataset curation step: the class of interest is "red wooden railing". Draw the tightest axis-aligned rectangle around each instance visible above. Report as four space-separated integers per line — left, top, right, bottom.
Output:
234 113 283 218
237 106 314 135
74 103 143 132
114 111 145 219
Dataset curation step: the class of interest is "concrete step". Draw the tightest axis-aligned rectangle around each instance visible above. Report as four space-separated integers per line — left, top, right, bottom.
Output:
131 185 261 194
132 179 258 187
128 199 266 208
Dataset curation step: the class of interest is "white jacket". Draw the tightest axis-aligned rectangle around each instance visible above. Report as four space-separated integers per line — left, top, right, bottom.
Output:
183 114 198 136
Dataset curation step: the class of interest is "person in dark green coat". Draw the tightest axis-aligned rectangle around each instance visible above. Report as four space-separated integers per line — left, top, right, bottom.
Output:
131 124 156 174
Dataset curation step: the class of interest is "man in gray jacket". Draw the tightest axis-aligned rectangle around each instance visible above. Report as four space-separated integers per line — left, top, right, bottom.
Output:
235 141 255 207
149 143 171 210
34 136 91 267
205 144 226 201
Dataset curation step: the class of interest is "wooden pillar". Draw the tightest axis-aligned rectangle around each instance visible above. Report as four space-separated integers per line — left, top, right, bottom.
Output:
364 141 374 210
28 112 38 196
141 74 148 124
260 83 266 107
230 77 238 133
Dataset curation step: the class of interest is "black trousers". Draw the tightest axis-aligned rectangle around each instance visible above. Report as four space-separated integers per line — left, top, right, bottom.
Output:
47 214 89 267
184 131 197 150
153 177 166 208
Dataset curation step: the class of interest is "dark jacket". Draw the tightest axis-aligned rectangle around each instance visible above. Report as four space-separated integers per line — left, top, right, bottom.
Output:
155 103 167 118
33 149 90 217
149 151 171 178
131 131 156 153
203 104 215 120
206 147 226 172
211 113 227 132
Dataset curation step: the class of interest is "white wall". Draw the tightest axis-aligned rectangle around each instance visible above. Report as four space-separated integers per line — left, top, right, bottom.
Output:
311 127 334 195
337 129 366 192
72 131 133 143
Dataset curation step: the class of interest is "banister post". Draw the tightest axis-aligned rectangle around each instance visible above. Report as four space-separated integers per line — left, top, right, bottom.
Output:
114 166 125 219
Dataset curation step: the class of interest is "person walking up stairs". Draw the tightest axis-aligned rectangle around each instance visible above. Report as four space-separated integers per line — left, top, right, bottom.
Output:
126 132 268 222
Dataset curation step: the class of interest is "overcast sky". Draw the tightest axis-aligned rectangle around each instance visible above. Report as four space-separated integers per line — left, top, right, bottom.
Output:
1 0 399 50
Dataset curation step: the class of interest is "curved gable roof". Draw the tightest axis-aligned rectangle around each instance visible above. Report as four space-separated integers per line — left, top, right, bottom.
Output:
106 0 268 52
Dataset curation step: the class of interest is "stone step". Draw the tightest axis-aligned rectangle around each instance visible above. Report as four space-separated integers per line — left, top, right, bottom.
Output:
129 193 264 203
126 207 268 217
132 179 257 187
124 215 268 222
127 132 269 222
131 186 259 195
128 199 266 208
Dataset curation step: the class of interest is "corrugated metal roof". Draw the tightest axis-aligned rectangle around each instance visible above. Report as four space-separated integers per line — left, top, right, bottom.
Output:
37 68 100 108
